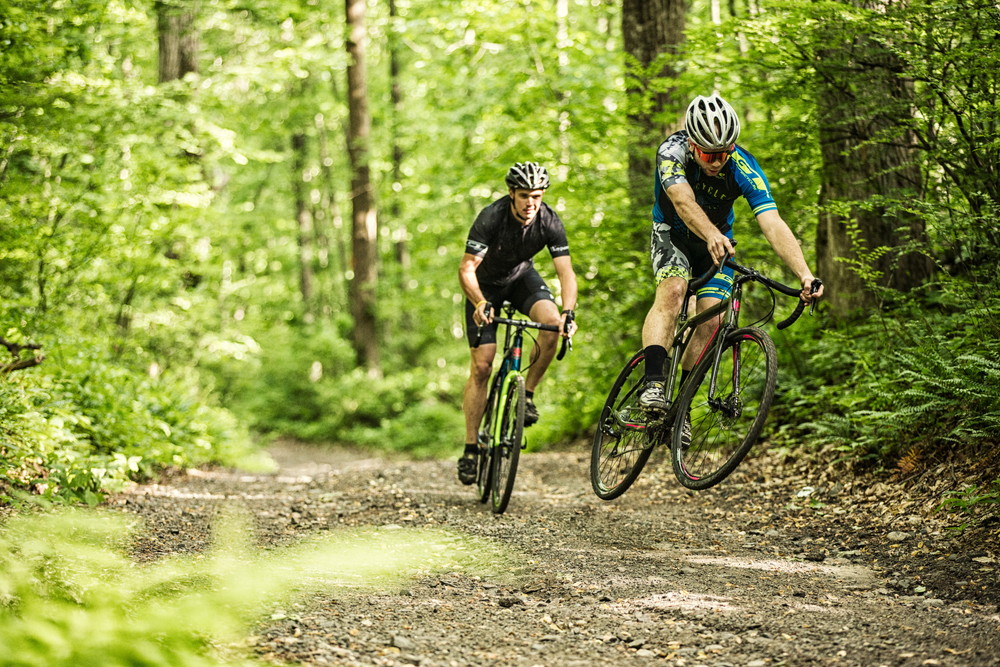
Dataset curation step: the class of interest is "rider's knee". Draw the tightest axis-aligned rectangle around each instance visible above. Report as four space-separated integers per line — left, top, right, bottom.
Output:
470 359 493 381
653 283 685 311
537 329 559 348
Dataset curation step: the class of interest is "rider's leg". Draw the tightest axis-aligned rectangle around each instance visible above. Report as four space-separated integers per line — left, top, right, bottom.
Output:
642 276 686 379
524 299 561 393
681 296 724 373
463 343 497 444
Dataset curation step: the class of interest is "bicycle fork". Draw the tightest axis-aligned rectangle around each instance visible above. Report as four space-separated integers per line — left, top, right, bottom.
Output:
491 331 524 448
688 299 743 421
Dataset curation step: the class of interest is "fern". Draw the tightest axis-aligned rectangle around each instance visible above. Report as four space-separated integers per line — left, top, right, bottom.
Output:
773 275 1000 463
940 480 1000 516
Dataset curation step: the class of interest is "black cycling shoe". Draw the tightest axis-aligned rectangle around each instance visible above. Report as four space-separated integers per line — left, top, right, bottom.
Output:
524 398 539 427
457 453 477 485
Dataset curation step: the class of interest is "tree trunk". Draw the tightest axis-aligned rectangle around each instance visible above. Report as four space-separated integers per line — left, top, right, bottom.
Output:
388 0 410 289
621 0 686 223
556 0 571 181
322 78 351 316
156 0 199 83
345 0 380 373
814 2 935 316
291 132 314 319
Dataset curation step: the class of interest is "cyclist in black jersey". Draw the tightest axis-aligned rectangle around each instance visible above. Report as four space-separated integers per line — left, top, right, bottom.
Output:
456 162 579 485
639 94 825 411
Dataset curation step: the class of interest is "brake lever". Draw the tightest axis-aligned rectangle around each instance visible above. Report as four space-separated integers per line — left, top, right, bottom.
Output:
808 279 823 316
473 302 494 345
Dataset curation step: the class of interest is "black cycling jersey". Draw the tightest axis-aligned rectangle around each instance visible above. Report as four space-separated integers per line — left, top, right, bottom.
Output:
464 196 570 287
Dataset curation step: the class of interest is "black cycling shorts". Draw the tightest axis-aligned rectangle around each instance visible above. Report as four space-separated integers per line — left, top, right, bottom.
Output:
465 267 556 347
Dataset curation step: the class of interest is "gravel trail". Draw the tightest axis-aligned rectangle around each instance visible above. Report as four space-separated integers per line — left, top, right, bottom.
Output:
111 440 1000 666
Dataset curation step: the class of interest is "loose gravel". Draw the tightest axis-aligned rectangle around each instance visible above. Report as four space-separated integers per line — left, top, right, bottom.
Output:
109 440 1000 666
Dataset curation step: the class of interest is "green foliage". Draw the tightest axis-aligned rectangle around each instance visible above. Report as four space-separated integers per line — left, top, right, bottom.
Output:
245 360 467 458
940 480 1000 518
0 339 265 504
0 507 505 666
771 274 1000 464
1 0 997 496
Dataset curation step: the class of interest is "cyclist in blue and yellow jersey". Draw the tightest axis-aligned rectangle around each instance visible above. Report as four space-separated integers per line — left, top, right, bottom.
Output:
456 162 578 485
639 94 825 412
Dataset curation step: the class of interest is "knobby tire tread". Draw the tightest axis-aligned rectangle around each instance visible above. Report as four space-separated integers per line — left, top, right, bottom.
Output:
476 372 504 503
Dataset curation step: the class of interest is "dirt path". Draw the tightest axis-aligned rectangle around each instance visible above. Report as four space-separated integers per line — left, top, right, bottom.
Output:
111 441 999 666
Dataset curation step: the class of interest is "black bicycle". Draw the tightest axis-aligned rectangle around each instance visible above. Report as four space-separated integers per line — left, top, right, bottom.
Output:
590 256 821 498
476 303 571 514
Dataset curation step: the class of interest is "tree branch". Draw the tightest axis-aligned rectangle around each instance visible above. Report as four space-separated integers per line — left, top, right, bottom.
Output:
0 336 45 374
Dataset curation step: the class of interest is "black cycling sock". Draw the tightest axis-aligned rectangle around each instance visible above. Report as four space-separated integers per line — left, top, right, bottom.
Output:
464 443 477 455
525 390 535 400
644 345 668 382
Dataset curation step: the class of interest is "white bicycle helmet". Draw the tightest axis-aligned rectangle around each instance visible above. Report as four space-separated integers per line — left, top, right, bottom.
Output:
684 94 741 151
505 162 550 190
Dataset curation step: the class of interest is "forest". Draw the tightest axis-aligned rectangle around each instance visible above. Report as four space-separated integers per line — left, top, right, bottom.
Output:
1 0 998 511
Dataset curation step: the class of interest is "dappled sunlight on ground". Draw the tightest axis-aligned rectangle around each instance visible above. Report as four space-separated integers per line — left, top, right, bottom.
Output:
616 590 741 613
685 554 876 585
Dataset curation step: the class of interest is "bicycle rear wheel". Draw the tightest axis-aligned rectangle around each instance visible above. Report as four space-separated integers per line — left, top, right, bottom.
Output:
491 374 525 514
672 327 777 490
590 351 660 500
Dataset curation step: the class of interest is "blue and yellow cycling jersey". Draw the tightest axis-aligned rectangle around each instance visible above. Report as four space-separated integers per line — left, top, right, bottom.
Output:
653 130 777 235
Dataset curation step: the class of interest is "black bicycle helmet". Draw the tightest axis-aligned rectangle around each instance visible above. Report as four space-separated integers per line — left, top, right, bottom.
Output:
505 161 550 190
684 94 741 151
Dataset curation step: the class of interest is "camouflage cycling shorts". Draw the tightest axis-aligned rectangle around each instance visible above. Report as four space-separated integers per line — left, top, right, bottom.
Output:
650 224 734 301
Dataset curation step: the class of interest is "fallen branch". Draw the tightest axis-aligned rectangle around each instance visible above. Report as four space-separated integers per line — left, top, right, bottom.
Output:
0 336 45 374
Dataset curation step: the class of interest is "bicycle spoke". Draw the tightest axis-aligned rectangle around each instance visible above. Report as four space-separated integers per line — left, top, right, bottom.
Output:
590 352 658 500
672 328 777 490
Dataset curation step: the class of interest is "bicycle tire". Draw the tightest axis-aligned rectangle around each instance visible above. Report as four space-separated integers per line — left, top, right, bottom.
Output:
590 351 660 500
477 374 503 503
491 374 525 514
671 327 777 490
476 437 492 503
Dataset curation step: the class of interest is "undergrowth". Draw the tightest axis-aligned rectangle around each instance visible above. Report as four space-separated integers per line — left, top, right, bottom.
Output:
771 274 1000 517
0 339 268 506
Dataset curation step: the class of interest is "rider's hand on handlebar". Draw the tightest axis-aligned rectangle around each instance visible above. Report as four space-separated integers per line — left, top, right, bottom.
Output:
708 233 735 267
800 276 824 302
560 309 577 338
474 301 494 326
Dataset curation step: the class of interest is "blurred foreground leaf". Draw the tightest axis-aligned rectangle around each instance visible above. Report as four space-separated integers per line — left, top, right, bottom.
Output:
0 508 506 666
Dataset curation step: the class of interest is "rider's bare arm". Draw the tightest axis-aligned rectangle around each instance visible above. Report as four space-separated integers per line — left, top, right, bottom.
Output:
665 183 734 265
755 210 825 301
552 255 579 336
458 253 492 324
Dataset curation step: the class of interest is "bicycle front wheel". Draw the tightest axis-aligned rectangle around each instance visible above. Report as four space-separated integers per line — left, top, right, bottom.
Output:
491 374 525 514
476 434 492 504
672 327 777 490
477 375 503 504
590 351 659 500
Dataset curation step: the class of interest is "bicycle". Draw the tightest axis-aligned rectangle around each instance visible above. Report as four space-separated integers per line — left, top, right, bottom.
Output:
590 255 821 499
475 302 571 514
